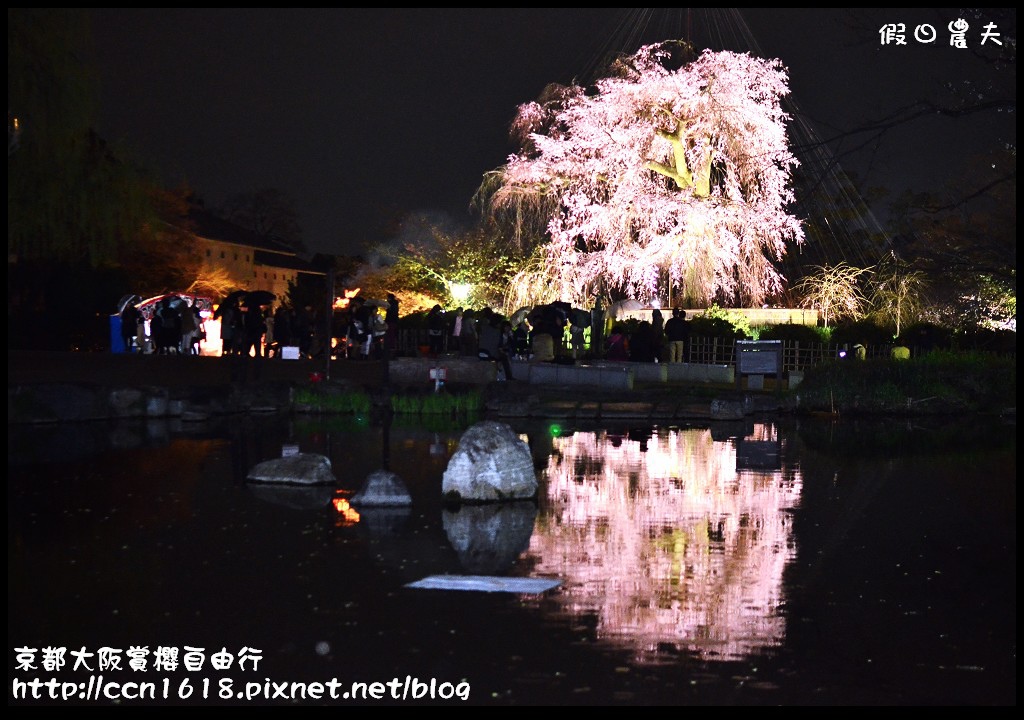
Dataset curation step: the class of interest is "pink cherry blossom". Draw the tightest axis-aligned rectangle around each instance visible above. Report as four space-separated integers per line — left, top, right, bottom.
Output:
485 42 805 307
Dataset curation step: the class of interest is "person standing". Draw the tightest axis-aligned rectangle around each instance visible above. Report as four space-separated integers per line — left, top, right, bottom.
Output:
191 305 205 356
450 307 464 355
215 300 240 356
650 308 665 362
477 314 512 381
569 317 587 360
241 304 267 359
135 311 149 354
294 303 315 359
628 321 656 362
119 301 140 353
233 304 266 383
426 305 445 357
605 324 630 361
272 304 292 358
460 309 478 356
664 308 690 363
384 293 399 359
179 300 199 355
496 320 514 380
352 297 373 359
512 320 531 359
263 309 274 358
154 297 182 355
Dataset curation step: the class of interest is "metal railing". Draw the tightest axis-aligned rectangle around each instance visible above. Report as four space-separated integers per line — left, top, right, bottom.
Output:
684 337 897 371
393 329 902 371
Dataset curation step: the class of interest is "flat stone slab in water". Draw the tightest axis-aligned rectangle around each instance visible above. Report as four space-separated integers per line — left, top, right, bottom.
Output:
247 453 336 485
405 575 561 595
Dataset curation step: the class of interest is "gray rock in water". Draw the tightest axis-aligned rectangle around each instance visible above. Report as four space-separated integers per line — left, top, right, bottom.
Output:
442 421 538 503
351 470 413 507
247 453 336 485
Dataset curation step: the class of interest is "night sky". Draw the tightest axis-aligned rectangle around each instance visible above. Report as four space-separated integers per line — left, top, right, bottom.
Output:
88 8 1015 257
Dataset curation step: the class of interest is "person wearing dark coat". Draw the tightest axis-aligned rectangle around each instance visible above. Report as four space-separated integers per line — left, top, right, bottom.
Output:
230 304 266 382
650 308 665 362
241 304 267 358
512 321 531 359
293 304 315 358
154 297 182 355
215 301 242 356
384 293 399 359
352 297 374 358
628 321 656 362
663 308 690 363
272 305 292 357
120 302 141 353
477 315 513 381
426 305 445 356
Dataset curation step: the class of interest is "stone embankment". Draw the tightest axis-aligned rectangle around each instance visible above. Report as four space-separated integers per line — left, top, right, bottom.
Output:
8 351 785 424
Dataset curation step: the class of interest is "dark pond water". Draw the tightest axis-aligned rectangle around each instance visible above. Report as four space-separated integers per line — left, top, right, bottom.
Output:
8 410 1015 706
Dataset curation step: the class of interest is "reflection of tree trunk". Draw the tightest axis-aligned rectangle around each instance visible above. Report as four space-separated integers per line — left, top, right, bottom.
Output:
381 413 391 471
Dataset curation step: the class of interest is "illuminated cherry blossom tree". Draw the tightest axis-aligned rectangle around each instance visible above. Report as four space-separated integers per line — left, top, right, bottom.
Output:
481 41 805 308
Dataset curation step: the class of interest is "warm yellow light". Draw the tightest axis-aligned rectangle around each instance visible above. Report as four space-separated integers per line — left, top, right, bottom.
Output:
334 288 362 310
332 497 360 523
449 283 472 302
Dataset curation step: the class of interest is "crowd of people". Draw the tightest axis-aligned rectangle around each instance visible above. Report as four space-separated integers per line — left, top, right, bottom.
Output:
117 294 319 360
335 294 395 360
605 307 691 363
118 295 209 356
418 302 692 368
118 292 692 369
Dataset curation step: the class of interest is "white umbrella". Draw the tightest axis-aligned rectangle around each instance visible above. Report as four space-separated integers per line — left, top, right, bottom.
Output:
606 299 645 320
116 294 141 314
509 306 532 326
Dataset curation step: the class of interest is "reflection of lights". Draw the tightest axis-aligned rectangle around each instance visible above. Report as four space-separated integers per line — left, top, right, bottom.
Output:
429 434 446 457
332 497 360 523
527 424 802 663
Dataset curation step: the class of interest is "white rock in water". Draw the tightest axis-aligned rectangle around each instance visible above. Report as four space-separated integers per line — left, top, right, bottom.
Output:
442 421 538 502
351 470 412 507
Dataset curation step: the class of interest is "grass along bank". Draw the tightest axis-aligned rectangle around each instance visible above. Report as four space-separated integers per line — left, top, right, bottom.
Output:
790 350 1015 416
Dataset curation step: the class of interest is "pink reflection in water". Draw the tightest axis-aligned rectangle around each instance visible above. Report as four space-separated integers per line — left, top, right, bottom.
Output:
527 424 802 663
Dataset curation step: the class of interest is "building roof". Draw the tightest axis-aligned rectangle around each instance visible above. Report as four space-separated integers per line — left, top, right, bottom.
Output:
188 205 296 254
254 249 323 275
185 203 324 275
